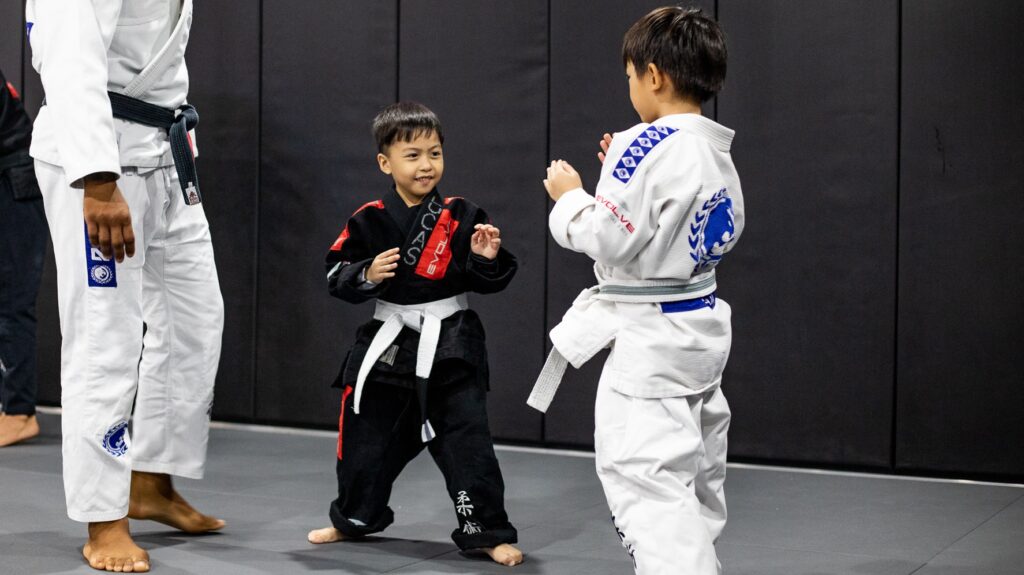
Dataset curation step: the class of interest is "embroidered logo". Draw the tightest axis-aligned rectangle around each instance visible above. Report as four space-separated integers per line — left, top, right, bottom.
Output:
462 520 482 535
102 421 129 457
455 491 475 517
413 199 459 280
84 225 117 288
595 194 635 234
688 188 736 274
185 182 201 205
612 125 678 184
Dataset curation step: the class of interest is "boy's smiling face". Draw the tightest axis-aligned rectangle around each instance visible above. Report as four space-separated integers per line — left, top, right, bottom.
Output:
377 130 444 206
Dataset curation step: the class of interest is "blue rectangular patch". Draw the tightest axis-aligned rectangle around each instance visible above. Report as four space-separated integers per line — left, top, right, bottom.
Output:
25 22 33 39
84 225 117 288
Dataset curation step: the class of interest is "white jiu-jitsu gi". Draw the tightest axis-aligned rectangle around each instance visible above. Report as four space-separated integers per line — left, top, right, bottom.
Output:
26 0 223 523
533 113 744 574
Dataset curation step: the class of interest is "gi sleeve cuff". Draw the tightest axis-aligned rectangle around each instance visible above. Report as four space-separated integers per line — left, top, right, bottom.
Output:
548 187 592 249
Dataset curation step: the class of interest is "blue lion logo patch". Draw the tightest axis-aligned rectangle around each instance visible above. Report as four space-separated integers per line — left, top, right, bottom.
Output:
688 188 736 274
102 421 129 457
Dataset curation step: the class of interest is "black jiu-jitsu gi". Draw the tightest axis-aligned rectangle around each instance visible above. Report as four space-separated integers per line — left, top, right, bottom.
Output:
323 188 518 550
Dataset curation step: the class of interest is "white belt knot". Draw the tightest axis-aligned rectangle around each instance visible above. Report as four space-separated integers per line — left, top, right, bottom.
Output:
355 295 468 442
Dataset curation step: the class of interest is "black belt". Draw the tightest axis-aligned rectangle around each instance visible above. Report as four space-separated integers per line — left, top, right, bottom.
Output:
0 149 32 173
107 91 202 205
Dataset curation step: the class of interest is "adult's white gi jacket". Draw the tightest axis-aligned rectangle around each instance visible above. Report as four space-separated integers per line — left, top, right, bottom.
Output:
26 0 193 186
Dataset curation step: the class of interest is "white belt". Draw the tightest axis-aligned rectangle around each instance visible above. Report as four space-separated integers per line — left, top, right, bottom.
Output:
527 276 716 413
355 294 468 441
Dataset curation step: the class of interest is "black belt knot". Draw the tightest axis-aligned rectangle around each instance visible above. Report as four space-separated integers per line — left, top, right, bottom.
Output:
107 91 202 205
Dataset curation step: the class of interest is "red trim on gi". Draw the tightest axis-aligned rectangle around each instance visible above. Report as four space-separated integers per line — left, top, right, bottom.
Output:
337 386 354 460
330 200 385 251
6 82 20 100
415 208 458 280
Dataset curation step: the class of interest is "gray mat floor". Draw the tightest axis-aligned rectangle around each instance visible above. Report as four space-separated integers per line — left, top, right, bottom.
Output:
1 412 1022 574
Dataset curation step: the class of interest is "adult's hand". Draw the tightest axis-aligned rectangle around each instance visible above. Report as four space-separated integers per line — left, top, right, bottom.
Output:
83 173 134 262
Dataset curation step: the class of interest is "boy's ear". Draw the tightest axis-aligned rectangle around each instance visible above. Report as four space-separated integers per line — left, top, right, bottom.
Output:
377 153 392 175
646 62 665 91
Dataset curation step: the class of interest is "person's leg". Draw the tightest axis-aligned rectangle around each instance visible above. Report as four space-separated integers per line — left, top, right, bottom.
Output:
694 386 730 544
128 166 225 533
36 160 153 572
310 381 424 543
425 369 521 565
594 366 719 574
0 179 47 446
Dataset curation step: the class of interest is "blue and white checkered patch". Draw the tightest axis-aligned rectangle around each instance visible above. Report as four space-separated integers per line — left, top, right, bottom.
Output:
611 125 678 184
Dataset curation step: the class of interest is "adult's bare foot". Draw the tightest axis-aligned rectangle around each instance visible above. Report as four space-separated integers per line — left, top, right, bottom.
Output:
83 518 150 572
484 543 524 566
0 413 40 447
307 526 348 544
128 471 225 533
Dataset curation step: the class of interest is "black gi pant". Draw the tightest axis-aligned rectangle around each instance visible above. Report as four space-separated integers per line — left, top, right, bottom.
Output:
0 165 47 416
330 363 517 550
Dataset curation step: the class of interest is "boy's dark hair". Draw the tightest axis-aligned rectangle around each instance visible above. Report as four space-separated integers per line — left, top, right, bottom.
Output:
372 101 444 153
622 6 727 103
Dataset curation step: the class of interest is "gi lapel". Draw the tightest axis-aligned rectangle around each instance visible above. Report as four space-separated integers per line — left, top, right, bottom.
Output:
397 190 459 281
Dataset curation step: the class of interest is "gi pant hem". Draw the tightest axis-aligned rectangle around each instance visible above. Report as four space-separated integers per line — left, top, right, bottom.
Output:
132 459 205 480
68 505 129 524
1 406 36 416
452 525 518 551
329 506 394 539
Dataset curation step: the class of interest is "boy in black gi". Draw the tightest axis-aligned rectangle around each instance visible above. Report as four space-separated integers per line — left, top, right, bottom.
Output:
307 102 523 567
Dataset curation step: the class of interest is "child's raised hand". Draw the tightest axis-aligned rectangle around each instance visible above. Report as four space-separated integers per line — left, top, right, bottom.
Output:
597 133 614 164
543 160 583 201
471 224 501 260
366 247 400 283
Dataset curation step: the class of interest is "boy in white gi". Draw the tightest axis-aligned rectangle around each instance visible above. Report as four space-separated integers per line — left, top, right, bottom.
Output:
27 1 224 571
533 7 741 574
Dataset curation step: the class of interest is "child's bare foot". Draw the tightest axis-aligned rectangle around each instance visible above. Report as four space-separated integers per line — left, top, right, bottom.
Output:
128 471 225 533
307 526 348 544
0 413 40 447
484 543 524 566
82 518 150 572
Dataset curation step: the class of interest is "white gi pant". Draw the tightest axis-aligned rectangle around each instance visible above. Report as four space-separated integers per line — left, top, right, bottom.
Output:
36 160 223 523
594 303 731 575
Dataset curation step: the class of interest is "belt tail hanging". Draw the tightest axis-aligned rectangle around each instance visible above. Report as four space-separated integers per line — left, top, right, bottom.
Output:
527 348 570 413
170 105 201 205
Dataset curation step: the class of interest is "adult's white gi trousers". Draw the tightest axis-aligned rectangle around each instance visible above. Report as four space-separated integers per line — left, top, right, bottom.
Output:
36 161 223 523
595 360 730 574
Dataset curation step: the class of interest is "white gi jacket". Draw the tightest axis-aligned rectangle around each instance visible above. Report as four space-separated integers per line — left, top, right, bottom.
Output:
545 113 744 399
26 0 193 186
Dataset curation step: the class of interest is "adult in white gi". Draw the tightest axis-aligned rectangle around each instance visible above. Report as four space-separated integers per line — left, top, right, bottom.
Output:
27 0 224 571
534 9 741 573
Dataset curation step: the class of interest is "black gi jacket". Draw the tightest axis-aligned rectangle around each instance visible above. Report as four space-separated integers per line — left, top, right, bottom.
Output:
325 189 517 390
0 69 39 201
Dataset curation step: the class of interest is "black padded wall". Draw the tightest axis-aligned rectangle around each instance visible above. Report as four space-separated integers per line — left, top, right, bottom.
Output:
716 1 899 468
188 1 261 421
8 1 1022 478
255 0 398 427
398 1 548 442
1 3 21 84
896 1 1024 477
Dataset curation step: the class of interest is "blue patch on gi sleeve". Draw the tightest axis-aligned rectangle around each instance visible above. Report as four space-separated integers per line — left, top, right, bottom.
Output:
84 224 117 288
611 125 678 184
25 22 33 38
688 188 736 274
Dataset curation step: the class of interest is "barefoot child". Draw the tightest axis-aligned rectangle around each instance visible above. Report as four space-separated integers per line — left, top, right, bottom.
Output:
309 102 522 567
531 7 742 574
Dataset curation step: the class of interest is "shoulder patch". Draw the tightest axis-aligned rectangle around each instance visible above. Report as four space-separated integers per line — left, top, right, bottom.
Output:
611 125 678 184
329 200 384 251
